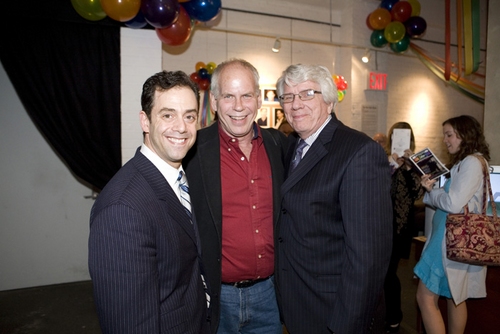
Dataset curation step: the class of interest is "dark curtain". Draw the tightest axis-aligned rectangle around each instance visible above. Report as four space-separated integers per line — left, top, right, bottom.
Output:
0 1 122 191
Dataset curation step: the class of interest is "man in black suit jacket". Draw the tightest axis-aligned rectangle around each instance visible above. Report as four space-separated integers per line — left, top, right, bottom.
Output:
89 71 209 334
275 64 392 333
184 59 287 334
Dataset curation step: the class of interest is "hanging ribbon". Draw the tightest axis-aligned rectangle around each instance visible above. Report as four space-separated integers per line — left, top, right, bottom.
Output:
456 0 463 80
463 0 473 75
200 90 212 128
410 43 484 104
445 0 451 80
471 0 481 73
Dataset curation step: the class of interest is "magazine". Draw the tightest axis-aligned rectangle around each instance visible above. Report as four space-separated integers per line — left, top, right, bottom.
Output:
409 147 449 180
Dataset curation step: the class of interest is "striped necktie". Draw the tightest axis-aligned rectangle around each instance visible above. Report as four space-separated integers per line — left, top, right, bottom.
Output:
177 171 210 308
177 171 192 220
290 139 308 173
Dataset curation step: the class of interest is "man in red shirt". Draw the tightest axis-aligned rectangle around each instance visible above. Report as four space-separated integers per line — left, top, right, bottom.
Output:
184 59 288 334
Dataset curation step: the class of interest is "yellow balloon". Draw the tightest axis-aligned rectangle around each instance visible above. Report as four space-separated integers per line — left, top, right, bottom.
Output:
206 62 217 74
407 0 421 17
337 90 345 102
384 21 406 44
71 0 107 21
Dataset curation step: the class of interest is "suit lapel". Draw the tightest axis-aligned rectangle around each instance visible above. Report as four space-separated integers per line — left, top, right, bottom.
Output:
281 117 338 194
132 149 199 245
196 124 223 232
262 129 286 225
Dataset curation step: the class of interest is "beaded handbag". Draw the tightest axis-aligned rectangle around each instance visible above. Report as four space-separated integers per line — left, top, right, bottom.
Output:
445 155 500 266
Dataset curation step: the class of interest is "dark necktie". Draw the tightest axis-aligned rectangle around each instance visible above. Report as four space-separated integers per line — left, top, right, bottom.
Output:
290 139 308 173
177 171 192 219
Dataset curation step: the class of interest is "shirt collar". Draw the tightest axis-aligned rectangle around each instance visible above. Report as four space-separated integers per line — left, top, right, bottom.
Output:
218 121 263 145
301 114 332 147
140 144 183 198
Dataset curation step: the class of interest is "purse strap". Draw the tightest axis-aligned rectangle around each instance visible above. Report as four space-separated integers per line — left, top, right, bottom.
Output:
464 154 498 219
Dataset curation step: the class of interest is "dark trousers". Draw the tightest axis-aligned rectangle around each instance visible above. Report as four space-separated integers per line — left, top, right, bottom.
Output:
384 246 403 325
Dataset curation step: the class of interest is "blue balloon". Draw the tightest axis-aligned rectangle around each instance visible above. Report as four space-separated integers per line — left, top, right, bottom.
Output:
183 0 221 22
380 0 399 11
125 10 148 29
141 0 180 29
198 68 210 80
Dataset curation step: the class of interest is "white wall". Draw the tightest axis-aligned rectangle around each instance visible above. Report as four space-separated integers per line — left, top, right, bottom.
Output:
121 28 162 164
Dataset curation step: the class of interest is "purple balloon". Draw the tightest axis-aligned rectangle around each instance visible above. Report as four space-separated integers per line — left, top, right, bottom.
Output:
141 0 180 29
405 16 427 38
125 10 148 29
183 0 221 22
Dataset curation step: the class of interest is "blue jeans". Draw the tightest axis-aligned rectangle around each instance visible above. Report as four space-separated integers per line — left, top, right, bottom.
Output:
217 276 282 334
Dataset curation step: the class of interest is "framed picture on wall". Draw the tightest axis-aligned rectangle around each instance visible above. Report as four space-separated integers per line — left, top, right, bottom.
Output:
263 87 279 103
255 106 272 128
273 107 284 129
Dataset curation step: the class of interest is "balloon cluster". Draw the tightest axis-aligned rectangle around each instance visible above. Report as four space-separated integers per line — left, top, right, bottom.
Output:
71 0 222 46
366 0 427 54
190 61 217 90
332 75 348 102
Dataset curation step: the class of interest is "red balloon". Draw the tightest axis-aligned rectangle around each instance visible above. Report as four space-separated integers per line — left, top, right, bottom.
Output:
391 1 412 23
337 80 347 91
190 72 200 83
156 6 192 46
199 79 210 90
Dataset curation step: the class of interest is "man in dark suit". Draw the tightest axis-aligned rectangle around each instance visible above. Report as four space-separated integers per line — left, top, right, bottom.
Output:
184 59 287 334
88 71 209 334
275 64 392 333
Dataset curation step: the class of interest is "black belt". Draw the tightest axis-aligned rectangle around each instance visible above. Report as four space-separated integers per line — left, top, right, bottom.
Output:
222 275 271 288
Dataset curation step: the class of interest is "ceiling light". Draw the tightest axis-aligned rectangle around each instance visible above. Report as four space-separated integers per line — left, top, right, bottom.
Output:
361 49 371 63
272 38 281 53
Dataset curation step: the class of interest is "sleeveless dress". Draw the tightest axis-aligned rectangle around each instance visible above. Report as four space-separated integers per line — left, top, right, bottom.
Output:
413 179 452 298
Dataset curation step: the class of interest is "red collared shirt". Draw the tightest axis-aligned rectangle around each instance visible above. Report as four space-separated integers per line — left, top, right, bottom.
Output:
219 124 274 282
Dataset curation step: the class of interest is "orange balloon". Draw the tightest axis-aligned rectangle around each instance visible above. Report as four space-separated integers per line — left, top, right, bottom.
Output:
195 61 206 71
369 8 391 30
101 0 140 22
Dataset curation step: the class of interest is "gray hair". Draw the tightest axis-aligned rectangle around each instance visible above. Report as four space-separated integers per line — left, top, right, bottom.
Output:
210 58 260 97
276 64 338 106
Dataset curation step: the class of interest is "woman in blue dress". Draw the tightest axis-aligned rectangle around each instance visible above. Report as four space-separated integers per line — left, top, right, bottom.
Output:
414 115 490 334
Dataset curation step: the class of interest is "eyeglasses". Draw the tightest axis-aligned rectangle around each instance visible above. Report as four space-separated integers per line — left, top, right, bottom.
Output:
279 89 322 103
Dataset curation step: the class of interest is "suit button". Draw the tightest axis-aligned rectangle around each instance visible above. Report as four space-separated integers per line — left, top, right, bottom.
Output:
281 209 287 214
278 237 283 243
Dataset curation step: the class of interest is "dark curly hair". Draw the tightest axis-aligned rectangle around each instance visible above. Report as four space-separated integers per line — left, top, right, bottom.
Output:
141 70 199 119
443 115 490 167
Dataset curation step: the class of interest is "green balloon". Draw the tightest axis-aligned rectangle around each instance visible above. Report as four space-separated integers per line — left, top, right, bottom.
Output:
370 30 388 48
390 35 411 53
384 21 406 43
71 0 107 21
